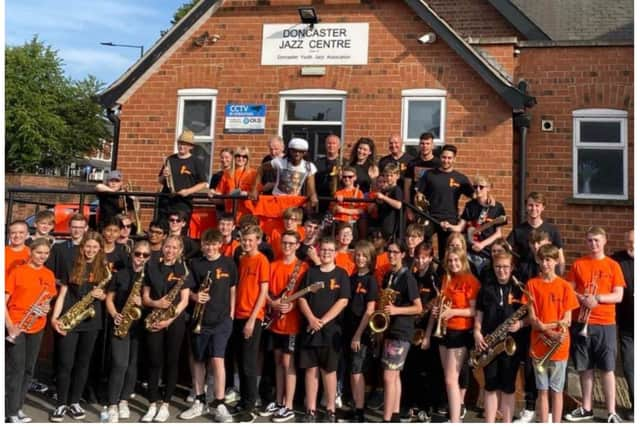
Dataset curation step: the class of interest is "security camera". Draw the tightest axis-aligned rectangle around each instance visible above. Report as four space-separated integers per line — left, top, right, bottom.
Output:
418 32 436 44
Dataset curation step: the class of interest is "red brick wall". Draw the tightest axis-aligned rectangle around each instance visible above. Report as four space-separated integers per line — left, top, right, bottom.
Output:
516 46 634 262
428 0 522 38
6 174 71 222
116 0 515 232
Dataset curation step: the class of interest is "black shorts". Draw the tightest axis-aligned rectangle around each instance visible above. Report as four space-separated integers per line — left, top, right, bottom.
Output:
272 333 297 354
483 351 520 394
298 346 340 372
191 317 232 361
441 329 473 349
349 343 372 374
570 323 617 372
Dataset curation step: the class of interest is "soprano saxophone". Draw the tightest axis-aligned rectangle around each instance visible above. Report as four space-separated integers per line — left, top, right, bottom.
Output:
113 269 145 338
58 266 112 332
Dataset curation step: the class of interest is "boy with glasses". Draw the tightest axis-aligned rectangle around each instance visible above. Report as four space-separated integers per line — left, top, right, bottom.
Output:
269 207 304 261
146 220 168 258
167 211 200 259
331 166 366 234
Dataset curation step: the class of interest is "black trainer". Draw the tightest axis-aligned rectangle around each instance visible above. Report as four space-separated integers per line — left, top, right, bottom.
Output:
49 405 67 423
565 407 594 422
68 403 86 420
326 411 337 423
303 410 317 423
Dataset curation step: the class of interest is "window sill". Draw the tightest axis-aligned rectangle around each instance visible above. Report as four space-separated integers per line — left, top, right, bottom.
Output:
565 197 633 207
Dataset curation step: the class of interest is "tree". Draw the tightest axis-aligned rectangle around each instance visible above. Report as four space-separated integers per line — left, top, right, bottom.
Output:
5 36 109 173
171 0 199 25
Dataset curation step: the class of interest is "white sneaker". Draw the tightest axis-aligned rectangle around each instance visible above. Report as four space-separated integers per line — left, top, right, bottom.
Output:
107 405 119 423
17 410 32 423
186 389 196 403
179 400 207 420
336 395 343 409
514 409 536 423
118 401 130 419
141 403 157 423
153 403 170 422
225 387 241 404
214 403 233 423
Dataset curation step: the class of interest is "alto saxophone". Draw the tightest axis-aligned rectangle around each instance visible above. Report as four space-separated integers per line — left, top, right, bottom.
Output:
7 288 52 343
369 288 400 334
144 266 188 331
469 304 528 369
192 271 213 334
58 266 112 332
113 269 145 338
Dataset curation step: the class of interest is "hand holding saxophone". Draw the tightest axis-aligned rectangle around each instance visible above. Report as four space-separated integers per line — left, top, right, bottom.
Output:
91 287 106 301
156 296 173 310
473 329 489 352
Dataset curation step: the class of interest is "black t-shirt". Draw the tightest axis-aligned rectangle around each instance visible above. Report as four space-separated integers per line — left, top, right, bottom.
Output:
190 256 238 328
107 265 145 336
158 154 207 207
261 154 278 193
345 272 378 341
209 170 224 191
514 258 540 284
383 267 420 342
46 240 80 286
97 193 134 228
476 276 527 343
315 157 338 198
417 168 474 222
105 244 130 273
507 221 563 261
404 157 441 192
413 264 441 328
352 163 373 193
611 250 633 333
181 236 202 260
63 264 109 332
300 266 351 348
375 185 403 238
461 199 506 258
378 153 414 179
144 260 196 319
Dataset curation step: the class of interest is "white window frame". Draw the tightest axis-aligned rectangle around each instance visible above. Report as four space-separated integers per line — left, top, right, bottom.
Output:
176 88 217 177
401 88 447 147
572 108 628 200
278 89 347 140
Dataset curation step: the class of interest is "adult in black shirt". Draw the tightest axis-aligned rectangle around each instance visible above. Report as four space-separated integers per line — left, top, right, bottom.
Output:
611 230 633 420
348 137 378 193
474 252 527 423
403 132 441 213
378 134 414 186
379 240 422 422
314 134 341 214
49 232 110 422
157 130 209 225
141 236 195 422
507 192 565 275
297 238 350 422
419 144 474 260
105 240 151 421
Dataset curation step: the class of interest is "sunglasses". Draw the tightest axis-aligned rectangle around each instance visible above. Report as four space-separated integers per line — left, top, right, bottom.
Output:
168 218 183 223
122 224 132 229
133 251 151 259
473 185 487 190
235 154 249 159
342 175 355 179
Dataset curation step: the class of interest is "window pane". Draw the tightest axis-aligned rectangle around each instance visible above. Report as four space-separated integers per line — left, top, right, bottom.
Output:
579 121 620 143
407 100 441 139
285 100 342 121
577 149 624 195
184 100 212 136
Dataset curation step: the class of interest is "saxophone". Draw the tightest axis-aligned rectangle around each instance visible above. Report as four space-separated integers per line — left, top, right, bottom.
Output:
113 269 145 338
58 266 112 332
369 288 400 334
469 304 528 369
144 266 188 331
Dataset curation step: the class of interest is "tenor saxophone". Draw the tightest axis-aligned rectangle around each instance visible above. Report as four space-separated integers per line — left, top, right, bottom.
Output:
144 273 186 331
58 267 112 332
113 269 145 338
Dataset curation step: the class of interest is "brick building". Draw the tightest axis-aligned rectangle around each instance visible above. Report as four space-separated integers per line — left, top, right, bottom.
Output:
99 0 633 262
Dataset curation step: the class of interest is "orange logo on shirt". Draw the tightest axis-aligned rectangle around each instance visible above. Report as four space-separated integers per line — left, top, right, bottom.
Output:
216 268 229 279
508 293 522 305
179 165 192 175
167 272 181 282
355 282 367 294
329 279 340 290
449 178 460 188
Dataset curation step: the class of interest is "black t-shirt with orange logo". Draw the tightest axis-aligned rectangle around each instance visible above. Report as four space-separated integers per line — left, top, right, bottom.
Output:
300 266 351 348
106 244 130 273
63 264 109 332
158 154 207 211
417 169 474 222
383 267 420 342
144 260 196 320
345 272 378 340
190 256 237 328
476 276 527 344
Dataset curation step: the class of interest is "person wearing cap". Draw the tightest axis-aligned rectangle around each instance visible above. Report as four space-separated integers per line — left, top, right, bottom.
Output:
251 137 318 208
157 130 209 227
96 170 136 232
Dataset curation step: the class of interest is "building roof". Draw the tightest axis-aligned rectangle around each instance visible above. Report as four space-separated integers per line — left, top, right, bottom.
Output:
508 0 633 42
100 0 535 110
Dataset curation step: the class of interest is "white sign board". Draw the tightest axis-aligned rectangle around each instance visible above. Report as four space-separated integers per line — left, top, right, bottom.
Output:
261 23 369 65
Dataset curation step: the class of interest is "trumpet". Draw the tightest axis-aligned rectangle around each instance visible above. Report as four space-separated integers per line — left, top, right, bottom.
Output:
577 277 599 337
164 155 175 194
531 321 568 373
432 294 452 338
126 181 144 235
7 288 52 343
192 271 212 334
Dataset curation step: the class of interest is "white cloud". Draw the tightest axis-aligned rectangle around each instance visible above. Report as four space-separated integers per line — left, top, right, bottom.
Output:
60 47 136 82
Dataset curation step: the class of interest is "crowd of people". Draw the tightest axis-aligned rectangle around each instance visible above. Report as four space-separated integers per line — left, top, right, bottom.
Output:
4 130 634 424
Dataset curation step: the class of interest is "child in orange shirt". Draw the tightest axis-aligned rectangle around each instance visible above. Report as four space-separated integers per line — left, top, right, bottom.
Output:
269 207 304 261
335 223 356 276
331 166 366 228
525 244 578 423
5 238 57 423
6 220 30 277
217 213 239 258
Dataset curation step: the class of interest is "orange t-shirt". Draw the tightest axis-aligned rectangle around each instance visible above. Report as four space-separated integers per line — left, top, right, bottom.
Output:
270 226 306 261
442 273 481 331
268 259 309 335
217 168 258 214
235 252 270 320
6 263 57 334
567 256 626 325
335 251 356 276
331 188 366 223
375 252 391 289
5 246 30 277
524 276 579 362
221 239 240 258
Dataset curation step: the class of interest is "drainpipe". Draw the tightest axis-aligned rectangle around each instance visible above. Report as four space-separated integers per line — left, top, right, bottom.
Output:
514 81 533 223
106 106 121 171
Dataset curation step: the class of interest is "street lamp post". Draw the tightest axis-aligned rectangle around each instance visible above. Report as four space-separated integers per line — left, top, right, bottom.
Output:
100 42 144 58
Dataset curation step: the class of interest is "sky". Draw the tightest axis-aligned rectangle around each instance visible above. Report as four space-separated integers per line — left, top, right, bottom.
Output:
5 0 187 87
